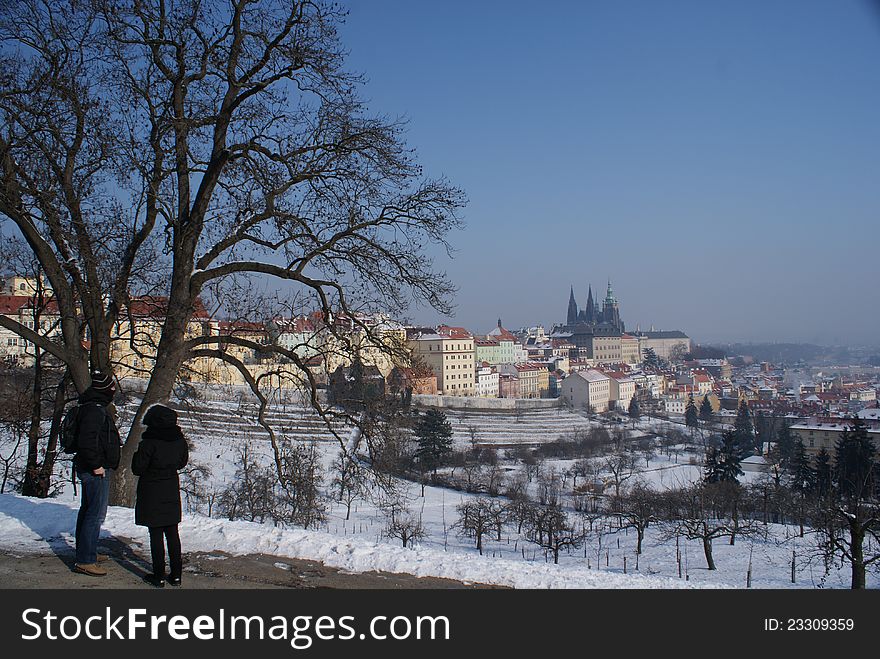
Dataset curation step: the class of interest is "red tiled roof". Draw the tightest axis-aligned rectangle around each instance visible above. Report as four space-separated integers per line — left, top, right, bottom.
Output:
0 295 36 314
437 325 473 339
218 320 267 335
273 316 316 333
125 296 210 319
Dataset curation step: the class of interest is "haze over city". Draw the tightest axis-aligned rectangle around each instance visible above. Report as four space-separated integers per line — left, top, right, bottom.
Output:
341 1 880 346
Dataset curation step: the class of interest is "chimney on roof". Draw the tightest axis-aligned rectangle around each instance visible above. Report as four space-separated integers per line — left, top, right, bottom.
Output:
498 318 502 329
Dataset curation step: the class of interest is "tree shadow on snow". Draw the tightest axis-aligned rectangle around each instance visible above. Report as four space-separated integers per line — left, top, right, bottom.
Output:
0 495 149 578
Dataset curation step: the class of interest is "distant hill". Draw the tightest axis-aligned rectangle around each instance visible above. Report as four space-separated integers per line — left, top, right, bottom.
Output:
706 343 832 365
685 345 727 360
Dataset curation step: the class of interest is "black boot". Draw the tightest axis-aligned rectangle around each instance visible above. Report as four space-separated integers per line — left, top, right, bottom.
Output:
167 575 181 587
143 573 165 588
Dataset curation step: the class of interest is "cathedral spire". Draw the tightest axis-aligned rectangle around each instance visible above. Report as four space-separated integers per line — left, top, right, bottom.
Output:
566 286 579 325
584 285 595 324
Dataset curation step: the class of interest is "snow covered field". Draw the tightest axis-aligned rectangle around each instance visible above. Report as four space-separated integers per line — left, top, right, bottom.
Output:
0 391 875 589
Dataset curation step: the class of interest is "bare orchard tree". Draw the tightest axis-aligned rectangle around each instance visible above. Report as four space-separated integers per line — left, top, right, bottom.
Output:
659 484 765 571
331 450 366 521
601 453 637 498
455 498 500 556
383 500 425 549
528 504 583 565
0 1 464 505
609 482 658 555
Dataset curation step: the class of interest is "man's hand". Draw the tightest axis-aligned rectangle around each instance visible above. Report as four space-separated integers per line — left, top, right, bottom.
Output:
92 467 105 477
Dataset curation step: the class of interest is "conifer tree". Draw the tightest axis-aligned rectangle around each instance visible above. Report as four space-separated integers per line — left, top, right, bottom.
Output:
733 400 755 454
788 440 815 494
834 417 876 499
704 431 744 484
814 448 832 498
685 395 699 433
628 396 641 428
775 424 797 471
699 396 714 425
414 409 453 475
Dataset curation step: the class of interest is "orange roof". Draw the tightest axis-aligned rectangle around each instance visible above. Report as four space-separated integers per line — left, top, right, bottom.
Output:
437 325 473 339
218 320 267 335
0 295 35 314
125 295 210 320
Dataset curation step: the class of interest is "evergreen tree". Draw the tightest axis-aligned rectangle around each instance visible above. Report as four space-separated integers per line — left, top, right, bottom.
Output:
703 431 744 484
703 446 721 483
834 417 876 500
685 395 699 432
642 347 661 370
628 396 641 422
733 400 755 455
414 409 453 475
788 440 815 494
348 358 366 409
699 396 714 425
755 410 775 448
814 448 832 498
775 424 797 471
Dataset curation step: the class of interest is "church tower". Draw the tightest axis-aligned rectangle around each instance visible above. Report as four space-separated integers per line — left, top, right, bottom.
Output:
584 285 596 325
566 286 579 325
602 279 622 331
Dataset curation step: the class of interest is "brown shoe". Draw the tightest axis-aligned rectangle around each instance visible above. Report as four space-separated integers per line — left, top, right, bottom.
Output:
73 563 107 577
96 554 110 563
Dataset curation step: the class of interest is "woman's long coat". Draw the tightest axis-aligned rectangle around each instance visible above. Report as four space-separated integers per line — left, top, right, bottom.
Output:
132 425 189 527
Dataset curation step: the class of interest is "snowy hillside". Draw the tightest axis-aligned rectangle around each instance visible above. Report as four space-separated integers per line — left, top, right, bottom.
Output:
0 389 874 589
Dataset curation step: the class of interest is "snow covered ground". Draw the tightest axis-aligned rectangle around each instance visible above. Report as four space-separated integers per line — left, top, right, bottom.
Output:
0 392 875 589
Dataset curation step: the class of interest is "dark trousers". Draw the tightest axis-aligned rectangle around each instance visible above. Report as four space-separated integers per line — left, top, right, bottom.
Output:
75 469 111 564
148 525 181 579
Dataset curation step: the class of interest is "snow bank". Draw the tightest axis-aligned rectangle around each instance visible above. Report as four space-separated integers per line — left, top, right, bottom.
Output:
0 494 709 589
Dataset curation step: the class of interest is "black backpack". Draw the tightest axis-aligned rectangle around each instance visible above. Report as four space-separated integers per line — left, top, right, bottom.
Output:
60 402 105 454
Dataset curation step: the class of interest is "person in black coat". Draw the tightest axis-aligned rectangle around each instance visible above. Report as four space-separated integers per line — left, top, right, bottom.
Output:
73 372 122 577
132 404 189 587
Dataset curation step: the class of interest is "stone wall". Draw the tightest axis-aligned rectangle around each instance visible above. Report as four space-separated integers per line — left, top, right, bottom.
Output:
412 394 562 411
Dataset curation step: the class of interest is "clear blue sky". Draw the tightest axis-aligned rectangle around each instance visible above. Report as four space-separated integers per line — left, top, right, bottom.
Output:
340 1 880 346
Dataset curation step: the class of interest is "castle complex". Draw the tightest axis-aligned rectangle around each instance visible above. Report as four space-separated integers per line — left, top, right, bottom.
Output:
556 280 690 363
566 281 624 332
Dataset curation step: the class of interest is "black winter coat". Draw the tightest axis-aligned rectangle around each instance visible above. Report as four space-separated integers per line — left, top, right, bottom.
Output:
73 388 121 473
132 425 189 527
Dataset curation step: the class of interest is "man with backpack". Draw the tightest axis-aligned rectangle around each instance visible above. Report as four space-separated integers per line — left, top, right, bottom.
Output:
71 372 121 577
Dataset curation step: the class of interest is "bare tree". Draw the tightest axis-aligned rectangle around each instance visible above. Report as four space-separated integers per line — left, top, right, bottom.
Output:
384 501 425 549
455 498 502 556
659 485 765 571
331 450 366 521
610 483 658 555
602 453 637 498
0 1 464 505
528 504 583 565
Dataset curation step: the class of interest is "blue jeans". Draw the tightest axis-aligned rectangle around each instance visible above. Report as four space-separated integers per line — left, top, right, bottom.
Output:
75 469 111 564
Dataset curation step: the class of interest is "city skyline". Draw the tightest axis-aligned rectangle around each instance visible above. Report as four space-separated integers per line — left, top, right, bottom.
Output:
341 1 880 346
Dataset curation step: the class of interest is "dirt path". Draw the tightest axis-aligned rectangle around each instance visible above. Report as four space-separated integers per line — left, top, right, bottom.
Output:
0 538 502 589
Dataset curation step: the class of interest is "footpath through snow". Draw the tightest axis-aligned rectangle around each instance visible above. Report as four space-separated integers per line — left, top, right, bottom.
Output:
0 494 710 589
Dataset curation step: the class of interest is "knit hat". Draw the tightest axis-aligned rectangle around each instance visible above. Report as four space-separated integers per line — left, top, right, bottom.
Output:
90 372 116 393
143 404 178 429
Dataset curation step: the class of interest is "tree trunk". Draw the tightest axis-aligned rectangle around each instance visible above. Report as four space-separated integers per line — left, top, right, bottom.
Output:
636 526 644 554
22 368 69 497
110 333 187 506
21 348 44 497
703 536 716 570
849 522 865 590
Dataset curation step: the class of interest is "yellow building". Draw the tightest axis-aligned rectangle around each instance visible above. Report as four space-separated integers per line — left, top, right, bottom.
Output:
406 325 475 396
